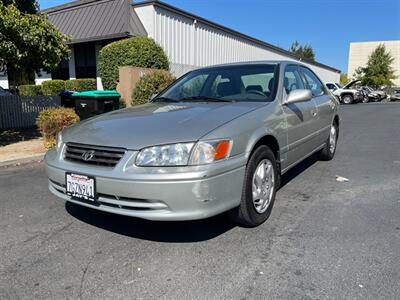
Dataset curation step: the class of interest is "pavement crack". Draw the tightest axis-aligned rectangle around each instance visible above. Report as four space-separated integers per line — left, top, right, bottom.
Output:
78 250 98 299
39 221 75 246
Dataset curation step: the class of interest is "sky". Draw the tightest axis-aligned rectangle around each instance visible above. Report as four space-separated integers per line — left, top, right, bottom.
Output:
38 0 400 73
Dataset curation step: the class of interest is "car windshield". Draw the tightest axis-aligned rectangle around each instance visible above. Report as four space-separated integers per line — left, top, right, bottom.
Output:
156 64 277 103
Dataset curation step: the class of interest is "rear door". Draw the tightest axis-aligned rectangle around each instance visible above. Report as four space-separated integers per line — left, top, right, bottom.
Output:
281 65 319 170
299 67 332 145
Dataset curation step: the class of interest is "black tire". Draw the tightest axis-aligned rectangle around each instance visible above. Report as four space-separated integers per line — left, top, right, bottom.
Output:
361 96 369 103
229 145 278 227
319 121 339 161
342 94 353 104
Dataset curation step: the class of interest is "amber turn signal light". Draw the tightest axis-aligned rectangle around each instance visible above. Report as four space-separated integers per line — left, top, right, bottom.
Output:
214 140 231 160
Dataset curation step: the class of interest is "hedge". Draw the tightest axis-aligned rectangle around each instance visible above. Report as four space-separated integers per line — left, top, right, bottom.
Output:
36 107 80 149
65 78 96 91
18 84 42 96
41 80 66 96
98 36 169 90
132 70 175 106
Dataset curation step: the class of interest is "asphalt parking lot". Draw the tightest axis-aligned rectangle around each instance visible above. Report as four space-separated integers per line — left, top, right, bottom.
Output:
1 103 399 299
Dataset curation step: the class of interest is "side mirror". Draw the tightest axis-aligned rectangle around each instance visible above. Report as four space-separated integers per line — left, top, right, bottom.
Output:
284 89 312 105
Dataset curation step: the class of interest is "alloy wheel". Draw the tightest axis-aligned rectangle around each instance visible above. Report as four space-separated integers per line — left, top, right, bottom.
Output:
252 159 275 213
329 125 337 154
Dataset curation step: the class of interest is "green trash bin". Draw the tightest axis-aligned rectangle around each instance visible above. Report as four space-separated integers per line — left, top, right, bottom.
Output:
72 90 120 120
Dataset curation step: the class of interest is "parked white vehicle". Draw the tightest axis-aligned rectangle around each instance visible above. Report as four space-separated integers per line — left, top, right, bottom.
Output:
326 81 363 104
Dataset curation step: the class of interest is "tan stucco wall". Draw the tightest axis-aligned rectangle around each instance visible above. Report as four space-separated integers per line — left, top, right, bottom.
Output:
117 67 164 107
348 40 400 86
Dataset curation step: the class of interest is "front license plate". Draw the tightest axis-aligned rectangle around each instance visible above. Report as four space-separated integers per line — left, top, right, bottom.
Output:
66 173 96 202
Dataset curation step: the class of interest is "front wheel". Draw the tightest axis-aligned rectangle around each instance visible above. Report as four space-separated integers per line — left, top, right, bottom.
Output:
229 145 278 227
319 122 338 161
342 95 353 104
361 96 369 103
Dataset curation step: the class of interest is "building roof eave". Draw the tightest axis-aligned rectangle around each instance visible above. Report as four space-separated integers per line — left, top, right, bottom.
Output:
66 32 132 45
133 0 341 73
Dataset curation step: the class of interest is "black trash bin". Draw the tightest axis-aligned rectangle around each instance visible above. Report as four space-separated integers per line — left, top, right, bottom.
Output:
71 90 120 120
59 90 76 108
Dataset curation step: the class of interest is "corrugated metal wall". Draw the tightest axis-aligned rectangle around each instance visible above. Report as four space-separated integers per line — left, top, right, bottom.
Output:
135 5 339 83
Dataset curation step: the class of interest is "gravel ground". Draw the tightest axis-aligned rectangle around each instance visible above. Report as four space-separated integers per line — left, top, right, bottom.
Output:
0 103 399 299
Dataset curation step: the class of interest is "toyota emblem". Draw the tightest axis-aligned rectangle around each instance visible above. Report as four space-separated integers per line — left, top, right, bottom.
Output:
82 150 95 161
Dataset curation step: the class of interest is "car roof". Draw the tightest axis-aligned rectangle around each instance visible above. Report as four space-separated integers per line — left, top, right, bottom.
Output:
196 60 308 70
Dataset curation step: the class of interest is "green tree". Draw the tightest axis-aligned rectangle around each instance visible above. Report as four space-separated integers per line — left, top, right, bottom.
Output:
0 2 69 88
353 67 364 81
1 0 38 14
289 41 315 61
353 44 396 88
340 73 349 85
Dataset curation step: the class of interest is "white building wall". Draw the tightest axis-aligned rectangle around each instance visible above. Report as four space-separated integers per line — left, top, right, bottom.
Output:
348 40 400 86
35 71 52 85
0 74 9 89
135 5 339 83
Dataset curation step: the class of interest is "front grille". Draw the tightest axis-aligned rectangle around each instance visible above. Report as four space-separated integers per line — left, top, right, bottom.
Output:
65 143 125 167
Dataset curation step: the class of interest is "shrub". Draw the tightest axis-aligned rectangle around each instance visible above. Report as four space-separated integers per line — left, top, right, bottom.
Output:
65 78 96 91
36 107 79 149
18 84 42 96
41 80 66 96
98 36 169 90
119 98 127 109
132 70 175 106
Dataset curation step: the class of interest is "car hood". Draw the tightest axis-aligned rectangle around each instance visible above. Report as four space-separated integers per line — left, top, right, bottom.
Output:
343 79 360 89
63 101 263 149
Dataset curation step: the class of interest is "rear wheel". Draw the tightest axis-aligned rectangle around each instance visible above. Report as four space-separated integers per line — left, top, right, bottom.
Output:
319 122 338 161
229 145 277 227
342 94 353 104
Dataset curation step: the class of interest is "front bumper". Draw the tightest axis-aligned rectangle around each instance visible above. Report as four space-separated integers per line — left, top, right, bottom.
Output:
45 148 246 221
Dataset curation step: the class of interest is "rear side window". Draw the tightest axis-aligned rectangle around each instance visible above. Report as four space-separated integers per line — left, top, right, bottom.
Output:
300 67 325 97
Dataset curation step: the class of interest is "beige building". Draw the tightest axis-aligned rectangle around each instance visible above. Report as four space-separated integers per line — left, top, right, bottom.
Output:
348 40 400 86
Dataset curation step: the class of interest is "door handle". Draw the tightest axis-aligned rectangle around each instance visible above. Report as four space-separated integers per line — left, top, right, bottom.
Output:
311 110 317 117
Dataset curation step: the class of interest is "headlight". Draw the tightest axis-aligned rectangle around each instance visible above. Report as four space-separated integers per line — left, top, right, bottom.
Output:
136 143 194 166
135 139 232 167
56 133 63 152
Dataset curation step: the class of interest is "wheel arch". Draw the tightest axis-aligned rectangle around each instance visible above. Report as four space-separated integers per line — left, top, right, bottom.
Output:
333 114 339 126
250 135 280 159
247 133 281 188
341 92 354 98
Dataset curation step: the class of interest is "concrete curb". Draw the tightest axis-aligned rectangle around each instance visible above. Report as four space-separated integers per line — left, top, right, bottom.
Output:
0 153 45 168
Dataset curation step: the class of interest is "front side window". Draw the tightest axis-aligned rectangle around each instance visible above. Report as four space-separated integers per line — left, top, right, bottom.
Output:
326 83 337 91
300 67 325 97
284 65 305 94
158 65 277 102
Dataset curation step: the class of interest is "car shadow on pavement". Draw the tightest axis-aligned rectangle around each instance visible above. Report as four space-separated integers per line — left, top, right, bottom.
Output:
279 154 319 188
65 202 236 243
65 154 318 242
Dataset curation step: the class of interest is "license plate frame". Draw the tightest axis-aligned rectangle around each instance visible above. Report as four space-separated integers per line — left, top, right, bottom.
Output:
65 172 97 203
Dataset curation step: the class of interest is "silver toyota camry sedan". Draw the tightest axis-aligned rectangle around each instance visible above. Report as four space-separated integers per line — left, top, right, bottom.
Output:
45 61 339 227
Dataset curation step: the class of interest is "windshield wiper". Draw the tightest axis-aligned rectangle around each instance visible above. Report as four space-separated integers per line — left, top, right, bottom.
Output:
178 96 233 102
152 97 179 103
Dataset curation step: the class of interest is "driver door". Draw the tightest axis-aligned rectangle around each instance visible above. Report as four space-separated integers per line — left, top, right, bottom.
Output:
281 65 319 170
